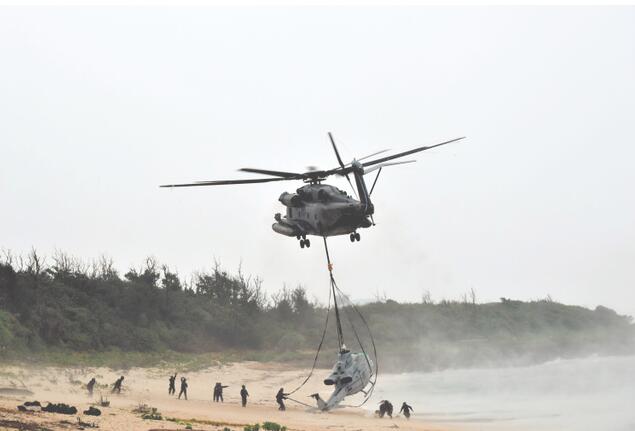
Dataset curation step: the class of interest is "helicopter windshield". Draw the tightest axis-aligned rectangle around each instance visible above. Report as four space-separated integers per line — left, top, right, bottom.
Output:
317 189 328 202
321 186 350 202
295 185 351 203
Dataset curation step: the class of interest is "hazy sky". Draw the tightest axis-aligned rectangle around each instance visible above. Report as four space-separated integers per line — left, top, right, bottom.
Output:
1 7 634 315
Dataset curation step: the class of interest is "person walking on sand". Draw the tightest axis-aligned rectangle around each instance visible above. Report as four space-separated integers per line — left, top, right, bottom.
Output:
240 385 249 407
399 402 414 419
178 377 188 400
378 400 393 418
87 377 96 396
168 373 177 395
276 387 288 411
111 376 124 394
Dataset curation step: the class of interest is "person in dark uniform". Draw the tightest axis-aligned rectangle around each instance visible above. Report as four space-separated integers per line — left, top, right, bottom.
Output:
213 383 219 402
378 400 393 418
168 373 177 395
399 402 413 419
213 382 229 402
178 377 188 400
87 377 96 396
111 376 124 394
276 388 287 411
240 385 249 407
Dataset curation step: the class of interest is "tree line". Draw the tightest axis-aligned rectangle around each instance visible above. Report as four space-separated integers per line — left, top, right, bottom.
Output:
0 250 322 355
1 249 633 371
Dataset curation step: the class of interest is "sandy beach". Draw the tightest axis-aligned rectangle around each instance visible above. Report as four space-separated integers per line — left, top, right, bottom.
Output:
0 361 447 431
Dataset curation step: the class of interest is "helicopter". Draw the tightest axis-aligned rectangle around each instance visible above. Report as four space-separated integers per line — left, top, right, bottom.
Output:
310 346 373 411
160 133 464 248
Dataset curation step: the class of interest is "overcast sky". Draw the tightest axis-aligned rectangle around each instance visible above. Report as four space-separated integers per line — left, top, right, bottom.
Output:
1 7 634 315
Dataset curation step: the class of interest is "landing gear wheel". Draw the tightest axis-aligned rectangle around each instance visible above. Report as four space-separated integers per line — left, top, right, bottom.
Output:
355 232 361 242
350 233 355 242
300 239 305 248
305 239 311 248
296 235 301 240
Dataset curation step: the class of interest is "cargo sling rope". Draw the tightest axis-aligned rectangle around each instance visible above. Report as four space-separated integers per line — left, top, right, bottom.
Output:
285 281 332 397
330 281 378 408
285 237 379 409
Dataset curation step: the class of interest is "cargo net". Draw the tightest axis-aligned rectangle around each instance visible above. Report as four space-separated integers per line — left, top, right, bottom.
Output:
285 237 378 409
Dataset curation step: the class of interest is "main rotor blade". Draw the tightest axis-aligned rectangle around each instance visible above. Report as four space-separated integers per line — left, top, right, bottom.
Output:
328 132 346 169
362 137 465 168
328 132 358 196
363 160 416 174
338 149 391 169
355 149 390 163
239 168 303 178
160 177 293 188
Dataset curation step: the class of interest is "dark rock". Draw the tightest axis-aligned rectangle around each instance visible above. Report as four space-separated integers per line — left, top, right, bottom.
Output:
83 406 101 416
42 402 78 415
17 401 42 412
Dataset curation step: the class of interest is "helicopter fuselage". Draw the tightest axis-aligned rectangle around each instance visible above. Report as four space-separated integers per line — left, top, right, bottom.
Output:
311 349 373 411
272 183 373 239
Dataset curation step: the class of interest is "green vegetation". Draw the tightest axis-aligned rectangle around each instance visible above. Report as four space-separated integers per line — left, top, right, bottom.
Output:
261 422 287 431
242 423 288 431
0 250 633 371
165 416 246 429
134 404 163 420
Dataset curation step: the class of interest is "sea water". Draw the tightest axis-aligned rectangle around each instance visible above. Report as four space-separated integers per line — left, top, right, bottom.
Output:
368 355 635 431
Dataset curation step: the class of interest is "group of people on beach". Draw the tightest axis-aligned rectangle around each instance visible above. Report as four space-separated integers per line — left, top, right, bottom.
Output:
167 374 240 404
86 375 249 406
86 375 413 419
84 375 125 396
167 373 192 400
168 377 286 412
377 400 414 419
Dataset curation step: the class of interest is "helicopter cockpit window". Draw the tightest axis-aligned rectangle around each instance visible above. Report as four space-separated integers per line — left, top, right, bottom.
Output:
297 189 309 201
317 189 328 202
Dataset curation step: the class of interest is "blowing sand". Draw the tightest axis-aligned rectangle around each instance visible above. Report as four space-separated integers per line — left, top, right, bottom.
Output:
0 361 448 431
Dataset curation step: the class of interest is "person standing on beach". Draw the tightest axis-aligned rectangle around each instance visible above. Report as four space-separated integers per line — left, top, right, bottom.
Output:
87 377 96 396
178 377 188 400
168 373 177 395
399 402 413 419
213 383 220 402
213 382 229 402
218 383 228 402
240 385 249 407
111 376 124 394
276 388 287 411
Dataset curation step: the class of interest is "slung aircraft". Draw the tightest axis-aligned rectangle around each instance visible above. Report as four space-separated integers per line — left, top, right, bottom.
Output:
311 346 373 410
161 133 464 248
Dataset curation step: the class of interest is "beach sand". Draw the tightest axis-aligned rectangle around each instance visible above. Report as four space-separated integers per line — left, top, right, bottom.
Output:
0 361 448 431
